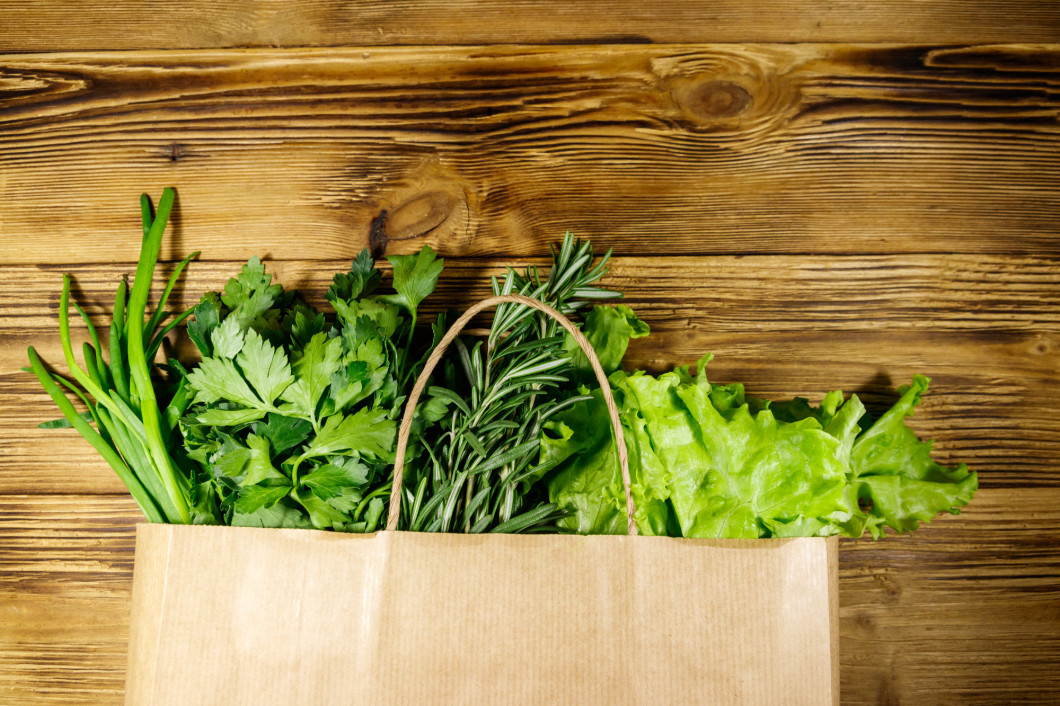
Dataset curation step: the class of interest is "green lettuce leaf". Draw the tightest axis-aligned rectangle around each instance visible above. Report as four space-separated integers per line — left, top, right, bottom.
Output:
563 304 649 383
666 375 854 538
545 384 674 537
849 375 977 537
546 355 975 540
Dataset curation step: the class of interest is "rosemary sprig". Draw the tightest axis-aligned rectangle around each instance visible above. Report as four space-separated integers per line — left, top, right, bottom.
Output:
402 233 620 533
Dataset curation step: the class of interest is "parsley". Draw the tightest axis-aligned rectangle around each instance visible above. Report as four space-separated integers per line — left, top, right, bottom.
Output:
29 189 446 531
182 246 444 530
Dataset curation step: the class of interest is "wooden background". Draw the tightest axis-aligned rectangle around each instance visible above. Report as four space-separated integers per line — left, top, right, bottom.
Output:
2 2 1059 703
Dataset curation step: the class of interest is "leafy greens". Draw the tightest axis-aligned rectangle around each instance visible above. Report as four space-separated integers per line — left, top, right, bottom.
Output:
29 189 974 540
181 247 443 530
543 308 977 539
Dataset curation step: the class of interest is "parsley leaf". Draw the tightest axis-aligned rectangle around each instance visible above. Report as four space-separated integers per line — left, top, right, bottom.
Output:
251 414 312 455
195 407 268 426
380 246 444 328
231 497 311 528
327 249 381 302
300 408 395 460
233 484 291 514
331 298 402 337
292 488 350 530
241 434 287 486
302 461 370 499
182 247 442 531
187 293 222 356
187 357 262 409
211 317 245 359
236 329 294 406
221 256 283 329
279 333 343 423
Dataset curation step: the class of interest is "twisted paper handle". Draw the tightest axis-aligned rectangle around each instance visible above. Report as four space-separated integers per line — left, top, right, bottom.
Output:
385 293 636 535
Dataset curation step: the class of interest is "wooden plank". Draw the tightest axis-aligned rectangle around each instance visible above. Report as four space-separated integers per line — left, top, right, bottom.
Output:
3 254 1056 494
0 594 129 705
1 1 1059 51
838 488 1060 702
2 45 1059 263
0 496 138 706
1 489 1056 704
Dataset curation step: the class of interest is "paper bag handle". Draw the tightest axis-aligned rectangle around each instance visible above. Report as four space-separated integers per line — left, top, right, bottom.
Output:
386 293 636 535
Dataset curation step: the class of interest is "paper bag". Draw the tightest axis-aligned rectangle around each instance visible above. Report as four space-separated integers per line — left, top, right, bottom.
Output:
126 525 838 704
124 294 840 705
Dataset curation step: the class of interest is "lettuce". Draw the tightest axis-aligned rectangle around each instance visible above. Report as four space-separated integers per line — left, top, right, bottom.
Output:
544 305 976 539
847 376 977 538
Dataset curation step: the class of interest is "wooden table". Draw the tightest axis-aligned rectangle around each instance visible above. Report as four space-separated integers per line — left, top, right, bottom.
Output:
2 3 1058 703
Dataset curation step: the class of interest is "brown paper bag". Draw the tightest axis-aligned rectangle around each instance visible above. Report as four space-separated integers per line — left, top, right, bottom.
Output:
125 294 840 705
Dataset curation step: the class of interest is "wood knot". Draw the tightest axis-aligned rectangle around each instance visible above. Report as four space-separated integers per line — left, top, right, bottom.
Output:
368 190 462 257
665 64 797 136
0 68 89 102
685 80 752 119
873 573 903 602
368 210 388 259
669 74 762 131
387 190 458 241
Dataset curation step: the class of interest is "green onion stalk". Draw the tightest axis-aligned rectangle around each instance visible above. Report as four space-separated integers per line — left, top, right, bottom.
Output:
26 188 198 523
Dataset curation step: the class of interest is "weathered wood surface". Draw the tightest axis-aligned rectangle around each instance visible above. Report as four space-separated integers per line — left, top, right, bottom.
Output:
1 12 1058 706
2 1 1060 50
2 45 1060 263
2 490 1057 704
0 496 137 706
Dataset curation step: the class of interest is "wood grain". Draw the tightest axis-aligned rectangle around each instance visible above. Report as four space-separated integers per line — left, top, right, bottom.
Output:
2 254 1056 494
0 496 137 705
2 45 1059 263
2 489 1055 704
838 488 1060 703
1 1 1059 51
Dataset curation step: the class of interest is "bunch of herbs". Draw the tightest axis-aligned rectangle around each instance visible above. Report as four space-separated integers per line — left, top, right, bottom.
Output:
398 235 622 533
181 247 444 530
